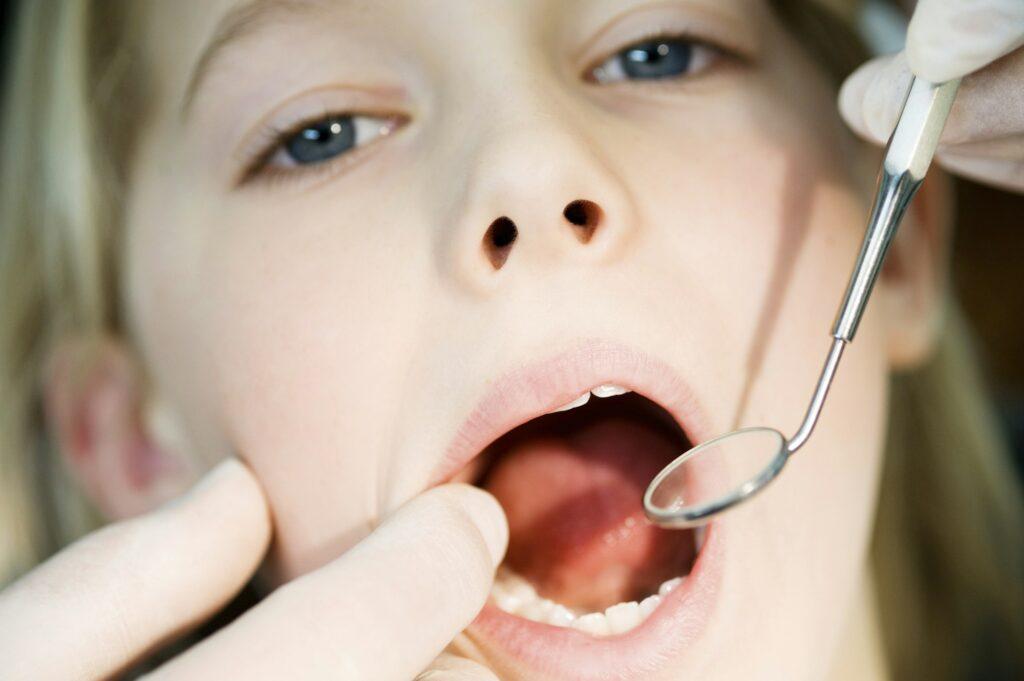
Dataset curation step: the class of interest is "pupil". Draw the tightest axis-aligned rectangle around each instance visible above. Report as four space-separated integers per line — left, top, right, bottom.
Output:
621 39 692 79
285 115 356 165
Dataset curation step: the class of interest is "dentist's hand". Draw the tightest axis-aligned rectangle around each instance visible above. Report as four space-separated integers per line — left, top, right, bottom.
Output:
839 0 1024 192
0 459 507 681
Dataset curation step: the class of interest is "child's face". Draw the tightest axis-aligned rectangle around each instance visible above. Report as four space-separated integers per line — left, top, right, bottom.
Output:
119 0 936 678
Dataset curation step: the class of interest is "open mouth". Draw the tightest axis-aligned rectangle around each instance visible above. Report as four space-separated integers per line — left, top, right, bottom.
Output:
436 340 723 678
473 388 701 636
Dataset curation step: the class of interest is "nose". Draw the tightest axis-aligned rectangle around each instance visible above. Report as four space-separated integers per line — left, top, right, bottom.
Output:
445 124 638 290
482 198 603 269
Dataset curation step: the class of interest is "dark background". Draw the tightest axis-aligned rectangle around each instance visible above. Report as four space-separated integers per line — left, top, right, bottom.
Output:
0 1 1021 472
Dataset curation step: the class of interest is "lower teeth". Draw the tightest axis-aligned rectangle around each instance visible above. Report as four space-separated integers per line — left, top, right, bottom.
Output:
489 567 685 636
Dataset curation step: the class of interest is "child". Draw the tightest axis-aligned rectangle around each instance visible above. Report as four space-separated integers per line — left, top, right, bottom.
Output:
1 1 1021 679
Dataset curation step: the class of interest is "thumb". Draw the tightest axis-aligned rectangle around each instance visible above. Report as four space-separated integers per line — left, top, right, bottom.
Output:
907 0 1024 83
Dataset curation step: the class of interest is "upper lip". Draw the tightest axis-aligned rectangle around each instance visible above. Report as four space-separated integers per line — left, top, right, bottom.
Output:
430 337 713 486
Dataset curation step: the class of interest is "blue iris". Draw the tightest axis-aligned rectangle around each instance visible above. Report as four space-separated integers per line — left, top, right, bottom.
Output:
620 39 693 79
284 115 356 165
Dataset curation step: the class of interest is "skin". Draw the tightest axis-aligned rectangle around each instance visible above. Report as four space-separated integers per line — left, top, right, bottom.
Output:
18 0 1020 678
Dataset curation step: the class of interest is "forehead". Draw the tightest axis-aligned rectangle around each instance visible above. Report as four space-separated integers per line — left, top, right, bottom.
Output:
140 0 770 89
133 0 814 134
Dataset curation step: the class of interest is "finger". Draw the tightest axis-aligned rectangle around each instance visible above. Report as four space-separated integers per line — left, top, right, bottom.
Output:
907 0 1024 83
415 653 500 681
150 483 508 681
838 53 913 144
0 459 270 681
839 50 1024 146
936 150 1024 193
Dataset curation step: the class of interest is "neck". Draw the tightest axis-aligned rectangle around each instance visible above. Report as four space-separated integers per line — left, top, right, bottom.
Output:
826 570 889 681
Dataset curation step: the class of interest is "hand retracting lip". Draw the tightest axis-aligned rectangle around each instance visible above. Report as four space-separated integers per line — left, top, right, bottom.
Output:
644 76 962 529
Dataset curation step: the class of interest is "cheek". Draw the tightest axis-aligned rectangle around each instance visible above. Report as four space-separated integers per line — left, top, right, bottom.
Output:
618 95 887 674
204 201 433 577
718 171 888 678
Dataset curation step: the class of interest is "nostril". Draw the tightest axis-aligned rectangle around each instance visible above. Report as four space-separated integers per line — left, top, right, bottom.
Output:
563 199 602 244
483 216 518 269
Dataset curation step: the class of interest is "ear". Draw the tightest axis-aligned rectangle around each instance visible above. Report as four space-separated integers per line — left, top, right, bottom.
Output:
42 336 197 520
877 169 954 370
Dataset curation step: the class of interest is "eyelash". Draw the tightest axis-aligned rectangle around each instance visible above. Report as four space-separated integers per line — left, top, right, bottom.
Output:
237 112 404 188
237 31 731 187
586 31 730 85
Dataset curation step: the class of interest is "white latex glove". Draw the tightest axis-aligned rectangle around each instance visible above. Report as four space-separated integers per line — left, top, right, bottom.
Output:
0 460 507 681
840 0 1024 192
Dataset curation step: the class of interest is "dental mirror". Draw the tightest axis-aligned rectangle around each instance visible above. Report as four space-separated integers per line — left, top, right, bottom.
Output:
644 76 961 529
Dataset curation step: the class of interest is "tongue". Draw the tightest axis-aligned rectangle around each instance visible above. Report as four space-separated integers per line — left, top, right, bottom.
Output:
484 417 693 611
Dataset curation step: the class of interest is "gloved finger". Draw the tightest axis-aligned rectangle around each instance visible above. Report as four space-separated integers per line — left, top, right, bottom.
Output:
907 0 1024 83
148 484 508 681
840 50 1024 191
936 151 1024 193
839 49 1024 158
838 53 913 143
841 48 1024 144
0 459 270 681
415 653 500 681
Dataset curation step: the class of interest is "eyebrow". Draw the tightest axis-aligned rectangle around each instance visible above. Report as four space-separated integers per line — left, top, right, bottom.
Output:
181 0 322 118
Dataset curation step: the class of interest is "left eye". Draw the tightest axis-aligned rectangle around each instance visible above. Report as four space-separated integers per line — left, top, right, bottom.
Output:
267 114 399 168
590 36 716 83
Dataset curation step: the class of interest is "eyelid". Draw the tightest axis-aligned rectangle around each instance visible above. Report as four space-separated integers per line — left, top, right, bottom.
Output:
573 3 760 75
587 37 722 84
263 115 399 170
228 84 410 184
244 111 403 176
236 111 404 187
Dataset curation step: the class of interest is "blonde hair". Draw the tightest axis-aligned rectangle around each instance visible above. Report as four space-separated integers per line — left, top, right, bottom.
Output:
0 0 137 577
1 1 1021 678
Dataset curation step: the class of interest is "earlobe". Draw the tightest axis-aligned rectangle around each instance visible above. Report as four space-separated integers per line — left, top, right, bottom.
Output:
879 169 954 370
43 337 196 520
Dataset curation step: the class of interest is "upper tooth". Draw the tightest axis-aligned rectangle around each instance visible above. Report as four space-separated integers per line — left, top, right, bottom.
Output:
552 392 591 413
591 384 628 398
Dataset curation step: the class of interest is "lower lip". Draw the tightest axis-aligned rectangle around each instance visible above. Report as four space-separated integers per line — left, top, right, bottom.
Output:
467 522 723 680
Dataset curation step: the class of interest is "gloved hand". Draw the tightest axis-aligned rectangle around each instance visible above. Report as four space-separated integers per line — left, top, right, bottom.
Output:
839 0 1024 192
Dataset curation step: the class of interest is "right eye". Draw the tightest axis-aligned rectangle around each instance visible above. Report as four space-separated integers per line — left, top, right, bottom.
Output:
240 112 403 184
272 114 399 167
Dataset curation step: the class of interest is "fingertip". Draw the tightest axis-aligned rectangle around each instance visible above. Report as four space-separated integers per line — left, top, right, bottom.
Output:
434 483 508 568
839 56 902 144
175 458 272 560
838 62 875 137
864 54 914 142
